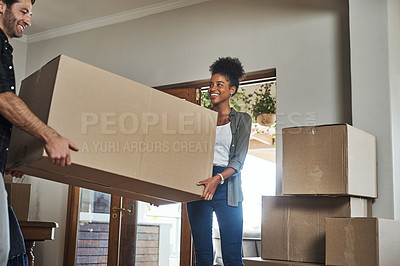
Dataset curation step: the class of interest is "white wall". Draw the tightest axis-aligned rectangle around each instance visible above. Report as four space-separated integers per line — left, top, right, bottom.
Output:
26 178 68 266
348 0 397 219
13 0 351 264
387 0 400 219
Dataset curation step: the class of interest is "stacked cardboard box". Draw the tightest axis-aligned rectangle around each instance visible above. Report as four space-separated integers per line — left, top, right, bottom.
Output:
325 217 400 265
4 182 31 220
282 124 377 198
6 55 217 205
248 124 378 265
261 196 371 263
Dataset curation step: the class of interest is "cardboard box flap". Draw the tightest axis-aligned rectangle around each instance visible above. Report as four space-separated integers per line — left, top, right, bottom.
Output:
20 55 60 125
7 57 61 167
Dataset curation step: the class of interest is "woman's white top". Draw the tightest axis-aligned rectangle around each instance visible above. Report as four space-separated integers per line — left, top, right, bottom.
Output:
213 122 232 167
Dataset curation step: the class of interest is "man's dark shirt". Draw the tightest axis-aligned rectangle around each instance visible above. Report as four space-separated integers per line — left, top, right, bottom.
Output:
0 28 16 174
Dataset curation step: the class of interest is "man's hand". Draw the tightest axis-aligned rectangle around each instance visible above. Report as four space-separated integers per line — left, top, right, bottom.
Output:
0 92 78 166
5 169 24 178
44 134 79 166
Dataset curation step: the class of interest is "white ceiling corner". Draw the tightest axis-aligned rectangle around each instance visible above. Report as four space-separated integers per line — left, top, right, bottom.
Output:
24 0 210 44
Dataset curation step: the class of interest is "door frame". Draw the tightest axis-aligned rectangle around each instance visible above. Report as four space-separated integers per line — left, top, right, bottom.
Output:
63 186 80 266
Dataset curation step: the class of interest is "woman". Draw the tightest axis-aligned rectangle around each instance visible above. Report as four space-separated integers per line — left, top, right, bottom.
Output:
187 57 252 266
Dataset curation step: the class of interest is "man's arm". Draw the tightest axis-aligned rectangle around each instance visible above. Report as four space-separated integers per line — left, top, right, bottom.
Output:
0 91 79 166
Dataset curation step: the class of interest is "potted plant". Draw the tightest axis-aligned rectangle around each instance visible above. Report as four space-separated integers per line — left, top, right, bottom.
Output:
201 89 247 111
201 83 276 127
243 83 276 126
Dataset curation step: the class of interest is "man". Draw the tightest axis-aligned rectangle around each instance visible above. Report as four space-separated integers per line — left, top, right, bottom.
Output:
0 0 79 264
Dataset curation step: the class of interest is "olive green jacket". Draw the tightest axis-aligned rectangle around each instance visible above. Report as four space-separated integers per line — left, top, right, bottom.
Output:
226 108 252 207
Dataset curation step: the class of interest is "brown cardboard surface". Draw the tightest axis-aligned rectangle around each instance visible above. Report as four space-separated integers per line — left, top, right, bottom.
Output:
282 124 377 198
6 55 217 204
5 182 31 220
3 174 12 183
243 257 324 266
16 163 175 206
261 196 371 264
326 218 400 266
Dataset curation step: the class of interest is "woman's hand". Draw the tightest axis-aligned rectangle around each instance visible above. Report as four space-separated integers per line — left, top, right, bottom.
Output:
197 176 220 201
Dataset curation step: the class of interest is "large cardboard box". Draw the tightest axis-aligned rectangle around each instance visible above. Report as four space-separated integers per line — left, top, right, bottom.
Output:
5 182 31 221
326 218 400 266
261 196 371 263
6 55 217 204
282 124 377 198
243 257 323 266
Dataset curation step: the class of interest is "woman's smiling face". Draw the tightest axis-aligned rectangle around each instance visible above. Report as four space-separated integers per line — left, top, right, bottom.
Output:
208 73 236 106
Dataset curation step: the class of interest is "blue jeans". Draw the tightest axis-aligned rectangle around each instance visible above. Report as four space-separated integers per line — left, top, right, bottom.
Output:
0 176 9 266
7 206 28 266
187 166 243 266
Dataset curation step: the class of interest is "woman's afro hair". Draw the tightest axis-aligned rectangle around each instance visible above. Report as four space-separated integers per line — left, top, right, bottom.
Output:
209 57 245 96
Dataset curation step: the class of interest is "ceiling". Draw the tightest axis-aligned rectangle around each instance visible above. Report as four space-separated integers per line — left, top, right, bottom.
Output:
23 0 208 40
